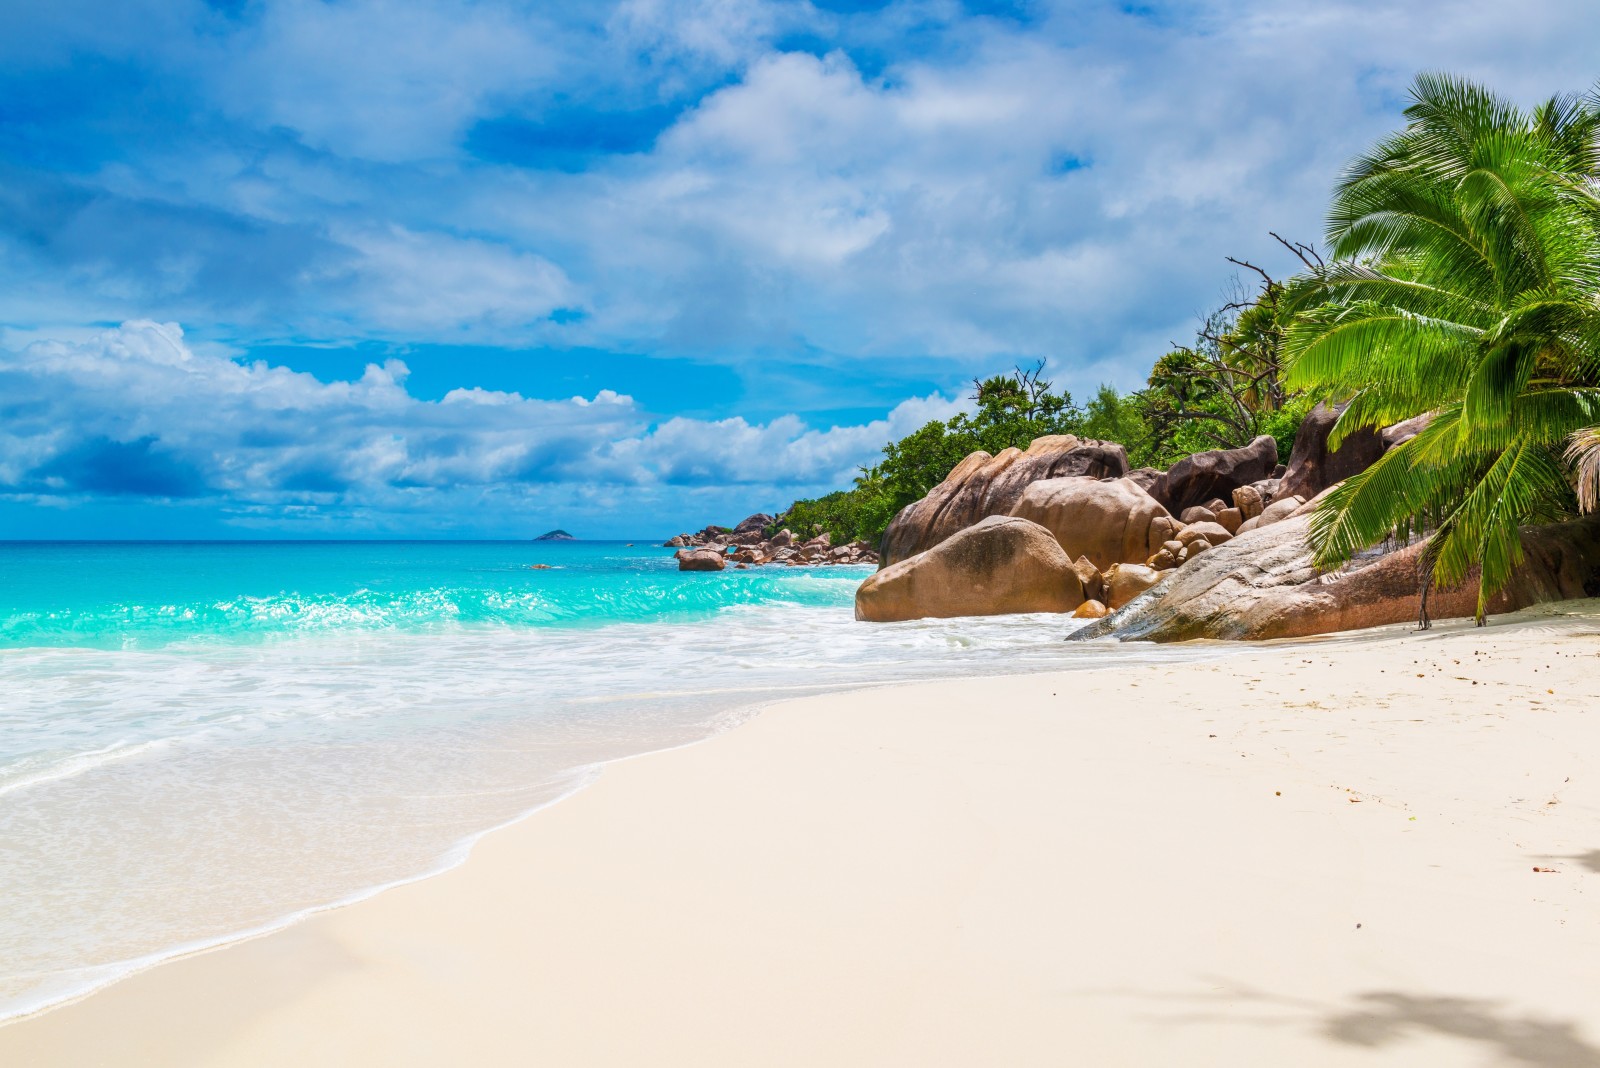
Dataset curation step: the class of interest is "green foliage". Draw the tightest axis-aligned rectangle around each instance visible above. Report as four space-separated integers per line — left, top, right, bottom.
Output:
768 73 1600 628
1285 72 1600 621
771 277 1315 545
773 364 1086 546
1260 393 1318 465
1079 385 1149 460
1136 246 1324 468
773 486 892 545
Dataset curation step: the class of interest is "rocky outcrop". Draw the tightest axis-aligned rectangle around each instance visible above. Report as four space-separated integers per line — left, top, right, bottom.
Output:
879 436 1130 566
855 515 1085 622
733 512 774 534
1008 476 1179 572
666 524 732 548
1071 514 1600 642
676 548 727 572
1146 435 1279 514
1278 402 1386 503
664 514 877 567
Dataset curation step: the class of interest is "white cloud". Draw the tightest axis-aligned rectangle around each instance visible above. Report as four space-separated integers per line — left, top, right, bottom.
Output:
212 0 570 161
0 322 959 529
325 226 580 336
7 0 1600 535
479 0 1600 374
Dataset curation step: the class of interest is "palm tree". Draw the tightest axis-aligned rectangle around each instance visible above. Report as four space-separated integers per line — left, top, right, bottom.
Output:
1283 73 1600 623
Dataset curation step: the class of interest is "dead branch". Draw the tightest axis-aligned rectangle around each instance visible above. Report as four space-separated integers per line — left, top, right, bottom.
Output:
1270 231 1325 270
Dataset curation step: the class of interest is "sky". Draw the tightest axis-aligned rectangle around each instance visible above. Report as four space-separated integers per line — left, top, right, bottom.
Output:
3 0 1599 538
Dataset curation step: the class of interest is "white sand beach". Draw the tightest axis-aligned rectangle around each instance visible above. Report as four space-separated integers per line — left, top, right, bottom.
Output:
5 608 1600 1066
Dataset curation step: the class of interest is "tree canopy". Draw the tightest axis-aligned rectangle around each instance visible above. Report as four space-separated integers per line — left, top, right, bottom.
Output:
1285 72 1600 621
779 72 1600 630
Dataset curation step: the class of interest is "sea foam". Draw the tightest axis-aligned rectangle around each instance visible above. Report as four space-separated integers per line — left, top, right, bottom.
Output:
0 541 1208 1021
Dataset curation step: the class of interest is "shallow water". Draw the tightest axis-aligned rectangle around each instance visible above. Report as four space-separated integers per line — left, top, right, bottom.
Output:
0 540 1234 1020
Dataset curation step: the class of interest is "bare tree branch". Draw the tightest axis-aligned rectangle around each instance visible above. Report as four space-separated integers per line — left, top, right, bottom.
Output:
1225 256 1274 287
1270 231 1325 270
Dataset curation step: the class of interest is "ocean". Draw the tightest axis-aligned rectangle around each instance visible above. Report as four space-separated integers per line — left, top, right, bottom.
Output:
0 539 1201 1021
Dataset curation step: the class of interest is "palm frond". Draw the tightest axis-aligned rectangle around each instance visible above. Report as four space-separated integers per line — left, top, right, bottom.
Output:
1567 426 1600 512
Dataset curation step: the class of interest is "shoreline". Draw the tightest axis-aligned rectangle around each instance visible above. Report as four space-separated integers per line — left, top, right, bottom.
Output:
6 606 1600 1064
0 631 1185 1028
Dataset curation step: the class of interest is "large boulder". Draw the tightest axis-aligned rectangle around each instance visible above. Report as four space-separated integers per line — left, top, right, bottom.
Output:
1147 435 1278 514
1278 402 1386 503
677 548 727 572
879 436 1130 566
1008 476 1178 572
733 513 774 535
1126 467 1164 495
855 515 1085 622
1070 513 1600 642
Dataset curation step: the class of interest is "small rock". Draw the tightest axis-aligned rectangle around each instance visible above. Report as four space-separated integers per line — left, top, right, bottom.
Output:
1177 521 1233 547
1232 485 1264 519
1073 599 1109 619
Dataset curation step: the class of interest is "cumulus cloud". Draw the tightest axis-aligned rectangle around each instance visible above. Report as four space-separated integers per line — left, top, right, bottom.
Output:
323 226 581 336
12 3 1600 371
530 0 1600 383
0 322 960 530
4 0 1600 530
210 0 571 161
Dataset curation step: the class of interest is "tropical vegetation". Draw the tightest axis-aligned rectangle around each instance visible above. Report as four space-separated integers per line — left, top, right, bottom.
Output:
779 73 1600 626
1284 73 1600 622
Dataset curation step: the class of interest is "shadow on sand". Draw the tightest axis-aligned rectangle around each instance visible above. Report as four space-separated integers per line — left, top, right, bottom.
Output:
1103 980 1600 1067
1554 849 1600 874
1321 992 1600 1067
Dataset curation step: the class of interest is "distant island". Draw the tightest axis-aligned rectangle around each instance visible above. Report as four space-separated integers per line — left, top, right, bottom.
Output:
533 530 575 541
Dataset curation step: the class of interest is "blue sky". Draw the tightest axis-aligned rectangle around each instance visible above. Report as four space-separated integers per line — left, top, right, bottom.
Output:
2 0 1598 538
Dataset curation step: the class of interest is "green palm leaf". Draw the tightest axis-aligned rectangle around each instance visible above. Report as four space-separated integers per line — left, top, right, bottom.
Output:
1285 72 1600 623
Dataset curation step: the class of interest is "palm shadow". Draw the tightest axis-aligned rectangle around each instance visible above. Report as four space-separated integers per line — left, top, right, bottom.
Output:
1104 979 1600 1068
1322 992 1600 1067
1554 849 1600 874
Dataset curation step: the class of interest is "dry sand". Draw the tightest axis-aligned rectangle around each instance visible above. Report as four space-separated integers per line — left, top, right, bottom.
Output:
5 607 1600 1066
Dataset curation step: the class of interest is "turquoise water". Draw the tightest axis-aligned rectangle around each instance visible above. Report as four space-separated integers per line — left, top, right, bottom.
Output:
0 539 1193 1024
0 540 855 649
